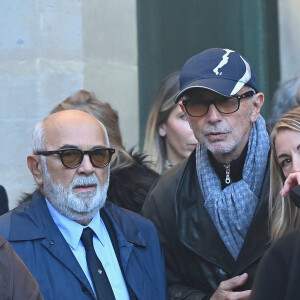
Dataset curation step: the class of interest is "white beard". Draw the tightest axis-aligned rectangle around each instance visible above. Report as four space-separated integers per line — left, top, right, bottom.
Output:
41 158 109 223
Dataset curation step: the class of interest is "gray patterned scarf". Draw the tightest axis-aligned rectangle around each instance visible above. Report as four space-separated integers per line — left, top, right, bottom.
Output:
196 115 269 260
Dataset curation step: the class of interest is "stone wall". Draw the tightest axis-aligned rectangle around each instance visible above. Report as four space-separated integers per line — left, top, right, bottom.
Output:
278 0 300 81
0 0 138 208
0 0 299 209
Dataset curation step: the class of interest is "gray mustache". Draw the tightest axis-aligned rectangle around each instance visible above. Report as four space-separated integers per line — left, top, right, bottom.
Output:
71 175 99 187
203 126 230 134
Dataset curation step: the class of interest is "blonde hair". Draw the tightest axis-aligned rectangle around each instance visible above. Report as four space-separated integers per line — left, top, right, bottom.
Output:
269 106 300 241
144 71 180 173
51 90 134 171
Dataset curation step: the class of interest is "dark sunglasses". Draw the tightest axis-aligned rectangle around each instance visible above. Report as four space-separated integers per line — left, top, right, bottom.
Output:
182 90 255 117
35 147 115 169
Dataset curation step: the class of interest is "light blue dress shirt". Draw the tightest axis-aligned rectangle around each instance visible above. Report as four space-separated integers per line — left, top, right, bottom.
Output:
46 199 130 300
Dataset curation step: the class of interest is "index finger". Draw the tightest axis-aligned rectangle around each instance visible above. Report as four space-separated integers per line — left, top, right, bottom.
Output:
218 273 248 290
229 290 251 300
280 172 300 196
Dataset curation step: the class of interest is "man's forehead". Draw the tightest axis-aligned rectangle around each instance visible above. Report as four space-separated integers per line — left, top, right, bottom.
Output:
44 134 108 151
183 88 225 99
45 110 100 125
183 86 247 99
43 112 107 147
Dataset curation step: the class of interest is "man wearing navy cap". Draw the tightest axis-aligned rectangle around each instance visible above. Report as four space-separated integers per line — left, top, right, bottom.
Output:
142 48 270 300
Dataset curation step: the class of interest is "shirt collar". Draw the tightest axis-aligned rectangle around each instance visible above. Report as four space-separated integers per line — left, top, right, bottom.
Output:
45 198 104 249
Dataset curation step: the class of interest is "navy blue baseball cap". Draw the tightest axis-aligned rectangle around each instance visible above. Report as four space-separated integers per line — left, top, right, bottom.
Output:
175 48 259 103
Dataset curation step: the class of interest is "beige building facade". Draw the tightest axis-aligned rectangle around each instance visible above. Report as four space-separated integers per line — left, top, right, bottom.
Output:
1 1 138 208
0 0 300 208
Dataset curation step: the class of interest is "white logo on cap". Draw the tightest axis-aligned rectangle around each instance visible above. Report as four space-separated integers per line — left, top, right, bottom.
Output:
213 49 234 75
230 56 252 95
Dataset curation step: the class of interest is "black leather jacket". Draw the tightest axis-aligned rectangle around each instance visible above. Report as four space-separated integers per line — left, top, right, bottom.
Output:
142 151 270 300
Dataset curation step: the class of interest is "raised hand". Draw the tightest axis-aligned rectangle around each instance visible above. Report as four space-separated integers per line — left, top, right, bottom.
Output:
280 172 300 197
210 273 251 300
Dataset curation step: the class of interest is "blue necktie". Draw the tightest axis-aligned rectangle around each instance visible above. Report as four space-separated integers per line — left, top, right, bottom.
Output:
81 227 116 300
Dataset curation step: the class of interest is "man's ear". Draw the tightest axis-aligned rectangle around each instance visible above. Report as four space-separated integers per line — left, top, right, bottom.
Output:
179 101 193 130
250 92 264 123
27 155 43 188
179 101 185 113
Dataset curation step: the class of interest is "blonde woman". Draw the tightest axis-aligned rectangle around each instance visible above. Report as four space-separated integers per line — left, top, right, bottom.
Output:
269 106 300 241
144 71 197 173
251 106 300 300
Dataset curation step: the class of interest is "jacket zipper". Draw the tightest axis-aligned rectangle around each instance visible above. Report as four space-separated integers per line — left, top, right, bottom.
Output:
224 164 231 184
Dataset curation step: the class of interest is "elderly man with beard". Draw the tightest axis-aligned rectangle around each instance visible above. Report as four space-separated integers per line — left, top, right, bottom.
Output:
0 110 167 300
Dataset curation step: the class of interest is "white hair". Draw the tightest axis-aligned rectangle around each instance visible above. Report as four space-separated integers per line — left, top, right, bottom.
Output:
32 120 45 152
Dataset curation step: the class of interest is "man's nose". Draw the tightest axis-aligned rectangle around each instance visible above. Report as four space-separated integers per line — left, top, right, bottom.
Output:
292 155 300 173
77 154 94 174
205 103 222 123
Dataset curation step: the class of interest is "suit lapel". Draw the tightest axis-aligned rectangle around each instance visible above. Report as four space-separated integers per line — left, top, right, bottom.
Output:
103 204 149 299
9 191 95 298
41 224 95 296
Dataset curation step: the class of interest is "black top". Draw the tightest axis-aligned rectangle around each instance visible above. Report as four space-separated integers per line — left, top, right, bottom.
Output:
108 151 159 213
0 185 9 216
250 227 300 300
208 144 248 189
290 185 300 208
